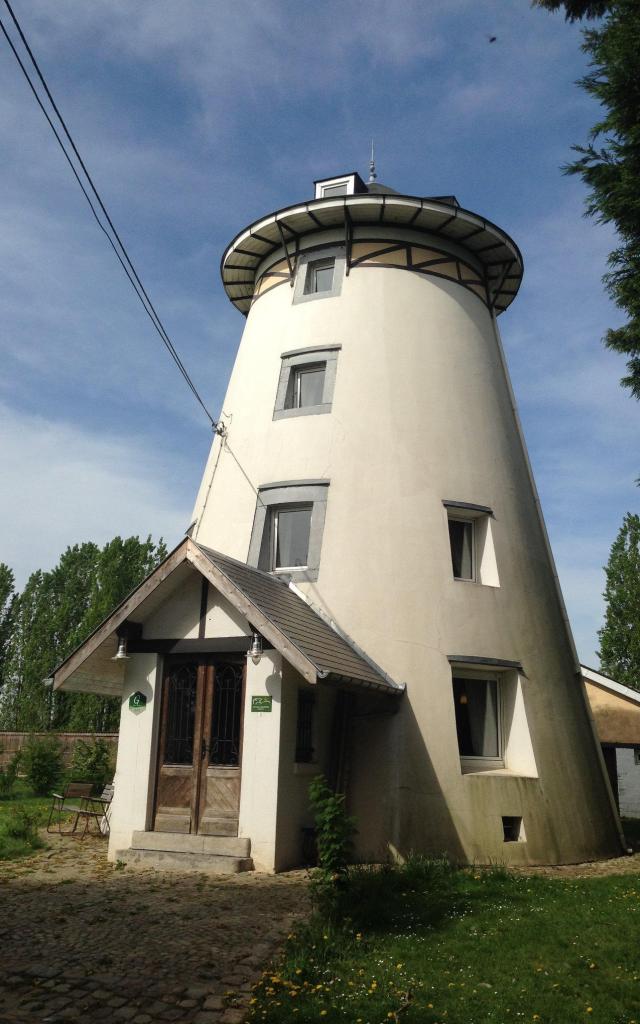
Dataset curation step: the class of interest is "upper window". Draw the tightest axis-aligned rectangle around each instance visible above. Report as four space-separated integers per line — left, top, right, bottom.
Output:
247 480 330 582
443 501 500 587
292 246 345 305
305 259 335 295
273 346 340 421
448 518 474 580
320 183 348 198
267 504 312 572
285 363 326 410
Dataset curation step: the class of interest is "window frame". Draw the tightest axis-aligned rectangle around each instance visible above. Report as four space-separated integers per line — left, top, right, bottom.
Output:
304 258 336 294
451 670 504 771
273 346 341 421
247 480 330 583
292 246 346 305
270 503 313 573
447 516 476 582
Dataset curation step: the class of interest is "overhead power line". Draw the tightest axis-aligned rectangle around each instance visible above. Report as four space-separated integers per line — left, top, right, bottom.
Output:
0 0 218 431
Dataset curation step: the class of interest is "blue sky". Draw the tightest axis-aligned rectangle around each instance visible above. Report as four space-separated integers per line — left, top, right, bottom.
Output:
0 0 638 665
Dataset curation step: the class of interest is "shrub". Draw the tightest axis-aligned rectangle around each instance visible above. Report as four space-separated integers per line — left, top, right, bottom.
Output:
0 748 21 798
4 806 42 848
308 774 355 917
22 735 63 795
70 738 113 791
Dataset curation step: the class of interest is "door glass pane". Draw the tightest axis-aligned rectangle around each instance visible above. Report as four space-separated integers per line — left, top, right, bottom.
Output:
164 663 198 764
275 506 312 568
296 365 325 407
453 677 499 758
210 662 243 766
448 519 474 579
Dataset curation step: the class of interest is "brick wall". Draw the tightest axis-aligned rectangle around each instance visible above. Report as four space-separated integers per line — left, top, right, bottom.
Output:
0 732 118 769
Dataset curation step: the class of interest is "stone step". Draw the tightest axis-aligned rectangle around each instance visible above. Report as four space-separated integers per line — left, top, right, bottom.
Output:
115 847 253 875
131 830 251 858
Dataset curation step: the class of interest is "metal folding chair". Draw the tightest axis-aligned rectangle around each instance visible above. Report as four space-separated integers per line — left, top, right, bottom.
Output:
47 782 94 835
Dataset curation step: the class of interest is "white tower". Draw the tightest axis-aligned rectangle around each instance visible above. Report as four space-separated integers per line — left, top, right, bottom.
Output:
191 171 620 865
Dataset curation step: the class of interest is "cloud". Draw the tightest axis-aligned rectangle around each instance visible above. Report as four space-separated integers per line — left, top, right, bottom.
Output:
0 403 195 588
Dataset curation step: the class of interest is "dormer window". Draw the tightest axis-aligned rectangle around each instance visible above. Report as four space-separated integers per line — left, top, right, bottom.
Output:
314 172 365 199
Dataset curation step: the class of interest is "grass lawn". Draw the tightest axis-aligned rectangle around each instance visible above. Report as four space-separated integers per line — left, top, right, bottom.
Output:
0 780 52 861
249 859 640 1024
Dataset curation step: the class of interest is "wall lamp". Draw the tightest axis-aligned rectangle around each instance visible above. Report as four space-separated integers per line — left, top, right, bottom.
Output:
247 631 263 666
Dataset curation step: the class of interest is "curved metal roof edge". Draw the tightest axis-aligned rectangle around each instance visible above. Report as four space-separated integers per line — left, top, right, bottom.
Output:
219 192 524 303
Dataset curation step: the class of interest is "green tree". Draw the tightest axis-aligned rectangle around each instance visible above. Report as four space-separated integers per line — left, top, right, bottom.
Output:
598 513 640 689
535 0 640 399
0 535 167 733
0 563 16 698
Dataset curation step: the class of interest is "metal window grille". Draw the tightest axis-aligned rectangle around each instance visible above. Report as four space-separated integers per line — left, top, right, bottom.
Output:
164 663 198 765
210 662 243 766
296 692 315 763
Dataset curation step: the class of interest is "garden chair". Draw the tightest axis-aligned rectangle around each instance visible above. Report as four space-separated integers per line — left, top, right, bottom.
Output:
73 783 114 838
47 782 94 835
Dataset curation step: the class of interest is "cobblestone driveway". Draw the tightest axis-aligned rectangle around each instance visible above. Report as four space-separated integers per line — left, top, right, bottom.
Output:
0 836 308 1024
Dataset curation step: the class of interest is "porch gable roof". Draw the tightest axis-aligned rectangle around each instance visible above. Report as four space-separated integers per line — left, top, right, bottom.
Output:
51 539 403 696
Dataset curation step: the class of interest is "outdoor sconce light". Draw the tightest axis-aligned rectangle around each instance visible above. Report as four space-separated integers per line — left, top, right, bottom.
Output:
112 635 130 662
247 631 263 666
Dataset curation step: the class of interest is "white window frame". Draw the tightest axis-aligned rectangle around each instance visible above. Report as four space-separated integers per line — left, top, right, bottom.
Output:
270 504 312 573
273 345 341 421
452 670 504 772
314 175 356 199
448 516 476 582
293 246 346 305
287 363 326 410
305 258 335 295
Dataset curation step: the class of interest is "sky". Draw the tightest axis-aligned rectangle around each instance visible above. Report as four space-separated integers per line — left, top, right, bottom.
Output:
0 0 638 667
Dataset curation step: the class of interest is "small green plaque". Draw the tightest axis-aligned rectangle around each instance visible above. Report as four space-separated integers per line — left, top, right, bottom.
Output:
129 691 147 710
251 695 272 713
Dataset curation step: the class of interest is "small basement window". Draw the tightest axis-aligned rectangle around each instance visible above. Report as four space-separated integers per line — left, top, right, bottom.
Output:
295 691 316 763
502 816 525 843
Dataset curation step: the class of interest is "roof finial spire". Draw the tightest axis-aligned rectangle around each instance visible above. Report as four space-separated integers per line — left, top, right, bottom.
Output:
368 139 377 183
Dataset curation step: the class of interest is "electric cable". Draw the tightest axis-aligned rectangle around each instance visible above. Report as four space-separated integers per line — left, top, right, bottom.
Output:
1 1 218 430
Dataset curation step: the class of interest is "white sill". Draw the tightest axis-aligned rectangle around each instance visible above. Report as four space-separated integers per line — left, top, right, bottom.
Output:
461 765 538 779
452 578 499 589
293 762 321 776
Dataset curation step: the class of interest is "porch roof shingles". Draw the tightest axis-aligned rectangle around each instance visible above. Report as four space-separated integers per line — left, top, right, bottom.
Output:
196 545 401 694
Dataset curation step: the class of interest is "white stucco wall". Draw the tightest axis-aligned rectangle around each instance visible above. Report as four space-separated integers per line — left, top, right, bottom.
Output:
189 230 620 866
108 654 160 860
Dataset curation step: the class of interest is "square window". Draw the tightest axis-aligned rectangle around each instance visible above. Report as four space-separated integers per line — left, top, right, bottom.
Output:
295 691 315 763
285 363 326 410
265 504 313 572
502 816 524 842
448 518 474 580
453 676 501 763
305 259 335 295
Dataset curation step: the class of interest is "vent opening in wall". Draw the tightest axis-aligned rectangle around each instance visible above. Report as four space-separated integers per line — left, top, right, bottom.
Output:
502 816 525 843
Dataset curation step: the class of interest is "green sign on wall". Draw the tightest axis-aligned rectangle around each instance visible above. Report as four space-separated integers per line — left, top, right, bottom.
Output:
251 695 272 713
129 691 147 710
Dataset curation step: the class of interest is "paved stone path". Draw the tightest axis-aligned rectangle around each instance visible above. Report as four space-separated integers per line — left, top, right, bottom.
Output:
0 835 308 1024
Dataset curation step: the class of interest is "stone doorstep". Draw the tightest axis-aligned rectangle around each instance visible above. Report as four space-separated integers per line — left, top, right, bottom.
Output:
114 848 254 875
130 831 251 858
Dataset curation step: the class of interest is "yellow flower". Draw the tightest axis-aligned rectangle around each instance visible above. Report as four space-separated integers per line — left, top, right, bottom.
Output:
397 964 404 969
320 1011 328 1017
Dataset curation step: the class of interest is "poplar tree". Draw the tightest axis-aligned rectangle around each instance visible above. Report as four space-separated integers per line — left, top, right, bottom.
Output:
535 0 640 399
598 513 640 689
0 536 167 732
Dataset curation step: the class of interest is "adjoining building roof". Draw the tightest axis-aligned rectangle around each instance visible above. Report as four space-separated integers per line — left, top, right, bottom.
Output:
50 539 403 697
221 190 523 316
581 664 640 706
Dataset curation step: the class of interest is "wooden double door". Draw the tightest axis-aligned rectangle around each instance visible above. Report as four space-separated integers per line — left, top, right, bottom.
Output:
153 655 245 836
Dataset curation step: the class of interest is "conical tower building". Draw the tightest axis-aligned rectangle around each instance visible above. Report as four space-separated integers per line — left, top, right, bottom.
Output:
191 170 620 865
53 170 622 871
